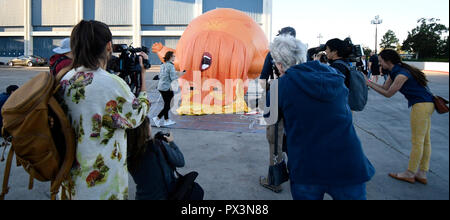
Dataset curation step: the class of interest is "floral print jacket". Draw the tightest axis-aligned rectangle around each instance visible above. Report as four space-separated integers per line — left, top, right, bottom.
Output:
58 67 149 200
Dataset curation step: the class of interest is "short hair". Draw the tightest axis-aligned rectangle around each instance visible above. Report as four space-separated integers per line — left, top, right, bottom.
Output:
277 27 296 38
270 35 307 71
164 51 174 63
6 85 19 95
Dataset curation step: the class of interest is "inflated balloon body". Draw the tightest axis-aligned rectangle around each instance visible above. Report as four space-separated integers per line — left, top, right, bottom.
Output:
152 8 269 115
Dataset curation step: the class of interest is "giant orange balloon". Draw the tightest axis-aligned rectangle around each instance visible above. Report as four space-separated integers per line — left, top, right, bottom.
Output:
152 8 269 115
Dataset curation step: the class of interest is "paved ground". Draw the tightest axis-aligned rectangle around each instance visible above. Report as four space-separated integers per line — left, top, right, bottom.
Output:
0 66 448 200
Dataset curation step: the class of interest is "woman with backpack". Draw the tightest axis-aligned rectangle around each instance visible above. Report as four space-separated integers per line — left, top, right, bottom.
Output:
325 38 354 89
366 49 435 185
57 20 150 200
127 118 204 200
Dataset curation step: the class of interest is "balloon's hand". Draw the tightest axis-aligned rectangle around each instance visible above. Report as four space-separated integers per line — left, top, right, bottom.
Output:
152 42 164 53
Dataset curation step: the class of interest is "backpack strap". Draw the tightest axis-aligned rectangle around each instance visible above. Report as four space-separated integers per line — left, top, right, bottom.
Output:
333 60 351 71
48 96 76 200
47 66 75 200
0 145 14 200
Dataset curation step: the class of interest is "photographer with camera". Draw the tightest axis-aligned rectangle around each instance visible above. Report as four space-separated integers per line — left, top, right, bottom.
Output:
56 20 150 200
324 38 354 88
153 51 185 128
127 118 203 200
108 44 151 96
309 38 368 112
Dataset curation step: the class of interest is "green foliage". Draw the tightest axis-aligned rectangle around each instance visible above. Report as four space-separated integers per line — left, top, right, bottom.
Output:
363 47 372 57
402 18 448 59
380 30 400 50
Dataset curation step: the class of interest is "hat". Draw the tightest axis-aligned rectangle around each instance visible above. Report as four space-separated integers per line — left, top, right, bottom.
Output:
277 27 296 38
53 38 71 54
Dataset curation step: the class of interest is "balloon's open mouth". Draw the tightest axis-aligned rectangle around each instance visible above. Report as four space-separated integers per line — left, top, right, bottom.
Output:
201 52 212 71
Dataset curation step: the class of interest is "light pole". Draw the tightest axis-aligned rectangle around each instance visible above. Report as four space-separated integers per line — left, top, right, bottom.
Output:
318 33 323 45
371 15 383 54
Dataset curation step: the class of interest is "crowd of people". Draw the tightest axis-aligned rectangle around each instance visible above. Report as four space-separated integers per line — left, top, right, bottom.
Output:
0 21 440 200
259 27 438 200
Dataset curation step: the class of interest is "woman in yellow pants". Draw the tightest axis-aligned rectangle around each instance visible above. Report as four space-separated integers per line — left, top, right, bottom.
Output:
366 49 435 184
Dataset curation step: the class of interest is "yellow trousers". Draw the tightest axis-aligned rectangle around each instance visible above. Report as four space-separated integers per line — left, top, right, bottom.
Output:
409 102 435 173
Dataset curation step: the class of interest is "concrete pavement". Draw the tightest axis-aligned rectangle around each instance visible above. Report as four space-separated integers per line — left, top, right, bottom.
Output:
0 67 448 200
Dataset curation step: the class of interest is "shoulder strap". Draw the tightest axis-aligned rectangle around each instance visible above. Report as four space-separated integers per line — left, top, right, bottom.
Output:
274 122 279 157
0 145 14 200
48 97 76 200
53 66 72 95
334 60 351 71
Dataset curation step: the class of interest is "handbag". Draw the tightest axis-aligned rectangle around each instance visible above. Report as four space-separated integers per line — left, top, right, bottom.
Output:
426 87 449 114
268 122 289 186
433 96 449 114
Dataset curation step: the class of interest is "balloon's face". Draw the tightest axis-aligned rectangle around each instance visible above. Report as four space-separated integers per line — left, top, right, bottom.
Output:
171 9 269 115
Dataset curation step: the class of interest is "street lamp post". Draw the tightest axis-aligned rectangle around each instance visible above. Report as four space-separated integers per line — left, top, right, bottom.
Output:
371 15 383 54
318 33 323 45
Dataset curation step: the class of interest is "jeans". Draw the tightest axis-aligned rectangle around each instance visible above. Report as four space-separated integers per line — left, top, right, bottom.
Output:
290 182 367 200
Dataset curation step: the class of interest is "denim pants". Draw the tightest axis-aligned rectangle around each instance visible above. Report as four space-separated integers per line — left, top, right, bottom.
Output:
290 182 367 200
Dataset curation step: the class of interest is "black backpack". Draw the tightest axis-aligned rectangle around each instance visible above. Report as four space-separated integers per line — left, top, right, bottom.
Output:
154 139 203 200
334 60 368 112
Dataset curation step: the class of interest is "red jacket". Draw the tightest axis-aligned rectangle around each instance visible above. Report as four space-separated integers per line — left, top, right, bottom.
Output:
49 54 72 76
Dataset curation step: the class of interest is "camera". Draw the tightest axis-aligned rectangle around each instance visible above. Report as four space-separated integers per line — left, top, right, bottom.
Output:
307 44 327 62
107 44 151 96
154 131 170 142
307 38 364 63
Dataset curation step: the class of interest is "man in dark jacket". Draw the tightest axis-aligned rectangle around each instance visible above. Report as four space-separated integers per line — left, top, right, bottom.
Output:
259 27 297 193
0 85 19 130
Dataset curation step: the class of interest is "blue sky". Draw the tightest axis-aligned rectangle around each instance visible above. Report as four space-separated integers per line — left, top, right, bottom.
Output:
272 0 449 51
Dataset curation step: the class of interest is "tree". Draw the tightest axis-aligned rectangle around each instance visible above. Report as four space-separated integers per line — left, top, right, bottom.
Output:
380 30 399 50
437 33 449 58
363 47 372 57
402 18 448 59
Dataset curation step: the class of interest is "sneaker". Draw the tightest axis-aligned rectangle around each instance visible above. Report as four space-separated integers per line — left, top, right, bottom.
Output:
259 176 282 193
163 119 176 126
152 117 161 128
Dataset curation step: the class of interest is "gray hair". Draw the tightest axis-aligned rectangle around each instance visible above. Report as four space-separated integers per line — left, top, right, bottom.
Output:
270 35 307 70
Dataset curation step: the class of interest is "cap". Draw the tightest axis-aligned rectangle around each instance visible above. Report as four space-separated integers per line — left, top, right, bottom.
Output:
53 38 71 54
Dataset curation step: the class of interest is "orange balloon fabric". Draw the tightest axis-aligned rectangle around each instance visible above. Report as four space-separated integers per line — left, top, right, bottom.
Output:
152 8 269 115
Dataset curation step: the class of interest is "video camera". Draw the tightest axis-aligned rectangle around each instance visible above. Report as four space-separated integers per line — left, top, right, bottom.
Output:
307 38 364 63
108 44 151 96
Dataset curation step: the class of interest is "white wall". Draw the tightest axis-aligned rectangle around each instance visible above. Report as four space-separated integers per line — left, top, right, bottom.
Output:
405 62 449 73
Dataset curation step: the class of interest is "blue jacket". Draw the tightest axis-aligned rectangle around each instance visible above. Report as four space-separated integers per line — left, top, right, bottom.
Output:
278 61 375 186
0 93 10 130
130 140 185 200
